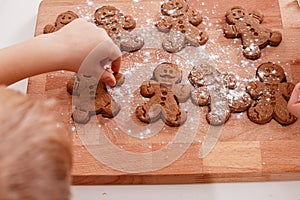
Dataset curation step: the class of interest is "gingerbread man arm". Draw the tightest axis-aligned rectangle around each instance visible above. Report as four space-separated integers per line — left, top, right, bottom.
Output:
121 15 136 30
191 87 210 106
223 73 251 112
246 81 264 99
223 24 241 38
187 10 203 26
228 92 251 113
113 73 125 87
43 24 56 34
280 82 295 100
249 10 264 23
140 80 159 98
173 84 191 103
222 73 237 89
156 16 173 33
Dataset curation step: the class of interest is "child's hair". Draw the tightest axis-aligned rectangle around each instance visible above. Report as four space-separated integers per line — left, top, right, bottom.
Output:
0 87 72 200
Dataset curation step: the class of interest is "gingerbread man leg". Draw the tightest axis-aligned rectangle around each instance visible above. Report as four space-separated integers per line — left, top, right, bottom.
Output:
247 100 273 124
228 92 251 113
136 103 162 124
243 44 261 60
206 110 230 125
95 93 121 118
162 30 186 53
161 102 187 127
191 87 210 106
207 95 231 125
268 31 282 46
72 109 91 124
93 82 121 118
184 27 209 46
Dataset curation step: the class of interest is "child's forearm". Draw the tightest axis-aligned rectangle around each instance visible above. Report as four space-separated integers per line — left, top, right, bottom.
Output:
0 19 122 86
0 34 66 86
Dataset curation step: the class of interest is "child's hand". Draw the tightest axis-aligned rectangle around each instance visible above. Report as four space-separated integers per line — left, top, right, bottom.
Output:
51 18 121 86
287 82 300 118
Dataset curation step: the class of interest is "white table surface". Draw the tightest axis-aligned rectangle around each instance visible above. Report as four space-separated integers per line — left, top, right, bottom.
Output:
1 0 299 199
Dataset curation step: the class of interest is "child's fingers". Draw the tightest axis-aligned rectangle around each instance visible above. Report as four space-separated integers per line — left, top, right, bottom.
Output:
99 56 121 87
287 103 300 118
100 70 116 87
77 39 121 80
287 82 300 117
97 38 122 65
288 82 300 104
111 57 121 73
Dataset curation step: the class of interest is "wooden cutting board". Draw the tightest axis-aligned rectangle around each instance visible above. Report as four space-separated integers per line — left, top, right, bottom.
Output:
28 0 300 185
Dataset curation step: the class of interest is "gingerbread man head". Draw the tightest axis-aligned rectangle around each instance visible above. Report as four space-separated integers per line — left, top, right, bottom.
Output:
56 11 78 26
256 62 285 84
95 6 120 21
95 6 123 36
225 7 254 24
161 0 189 17
153 63 182 87
43 11 78 34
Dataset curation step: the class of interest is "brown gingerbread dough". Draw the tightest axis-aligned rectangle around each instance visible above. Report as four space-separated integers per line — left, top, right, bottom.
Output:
189 64 251 125
223 6 282 60
94 6 144 52
43 11 78 34
67 73 124 124
156 0 208 53
136 63 191 127
246 62 297 125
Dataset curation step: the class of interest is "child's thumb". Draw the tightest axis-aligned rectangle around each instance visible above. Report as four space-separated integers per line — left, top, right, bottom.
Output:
101 71 116 87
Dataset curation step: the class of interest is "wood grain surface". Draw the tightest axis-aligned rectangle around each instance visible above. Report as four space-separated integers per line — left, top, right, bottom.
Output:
28 0 300 185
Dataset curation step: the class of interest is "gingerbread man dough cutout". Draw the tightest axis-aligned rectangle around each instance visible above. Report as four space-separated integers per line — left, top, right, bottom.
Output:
223 6 282 60
156 0 208 53
43 11 78 34
246 62 297 125
189 65 251 125
136 63 191 127
94 6 144 52
67 73 124 124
